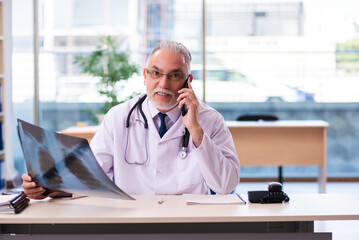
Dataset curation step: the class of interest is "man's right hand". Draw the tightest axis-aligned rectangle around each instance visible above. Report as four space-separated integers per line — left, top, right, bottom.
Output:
21 174 72 199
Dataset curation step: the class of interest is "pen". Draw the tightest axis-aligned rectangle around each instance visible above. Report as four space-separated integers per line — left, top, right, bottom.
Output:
236 193 247 204
158 198 164 204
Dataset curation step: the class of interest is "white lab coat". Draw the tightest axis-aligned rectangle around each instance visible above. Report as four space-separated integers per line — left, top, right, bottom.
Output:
90 94 240 195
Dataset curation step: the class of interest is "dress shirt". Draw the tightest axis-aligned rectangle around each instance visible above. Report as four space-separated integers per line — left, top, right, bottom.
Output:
148 100 181 134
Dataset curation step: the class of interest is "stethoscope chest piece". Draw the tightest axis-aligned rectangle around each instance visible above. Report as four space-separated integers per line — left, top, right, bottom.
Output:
178 147 188 159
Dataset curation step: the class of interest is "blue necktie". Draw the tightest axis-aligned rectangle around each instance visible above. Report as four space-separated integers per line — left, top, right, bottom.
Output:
158 113 167 138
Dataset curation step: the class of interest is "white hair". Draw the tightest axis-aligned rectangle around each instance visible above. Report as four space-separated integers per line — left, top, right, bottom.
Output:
147 41 192 68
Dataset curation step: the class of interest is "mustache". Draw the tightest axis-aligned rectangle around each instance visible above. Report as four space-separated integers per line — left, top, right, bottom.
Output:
152 88 175 97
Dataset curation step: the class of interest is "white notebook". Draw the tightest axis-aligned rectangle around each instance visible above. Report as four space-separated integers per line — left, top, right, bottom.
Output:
0 194 17 210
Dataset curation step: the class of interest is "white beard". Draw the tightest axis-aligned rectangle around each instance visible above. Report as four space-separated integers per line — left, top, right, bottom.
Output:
148 87 179 111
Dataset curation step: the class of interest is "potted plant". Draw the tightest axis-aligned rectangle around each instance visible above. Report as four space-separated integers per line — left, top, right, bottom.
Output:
74 36 138 122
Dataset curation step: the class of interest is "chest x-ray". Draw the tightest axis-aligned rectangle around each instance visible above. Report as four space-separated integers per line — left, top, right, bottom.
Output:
17 119 134 200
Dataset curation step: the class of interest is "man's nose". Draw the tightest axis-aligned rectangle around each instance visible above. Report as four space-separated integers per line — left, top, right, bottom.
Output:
158 75 170 88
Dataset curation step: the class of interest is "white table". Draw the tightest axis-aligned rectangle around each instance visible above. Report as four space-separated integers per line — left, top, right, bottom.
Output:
0 194 358 239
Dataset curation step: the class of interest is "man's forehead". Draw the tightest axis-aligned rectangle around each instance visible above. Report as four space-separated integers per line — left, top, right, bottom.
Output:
150 65 183 73
147 49 188 72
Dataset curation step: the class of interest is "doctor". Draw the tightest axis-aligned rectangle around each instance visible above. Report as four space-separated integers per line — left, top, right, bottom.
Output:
22 41 240 198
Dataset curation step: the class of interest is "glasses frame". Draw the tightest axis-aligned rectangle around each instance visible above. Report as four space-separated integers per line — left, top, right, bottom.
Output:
145 68 191 82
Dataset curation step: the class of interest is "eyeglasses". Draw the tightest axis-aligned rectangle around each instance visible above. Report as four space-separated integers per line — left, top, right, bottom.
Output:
146 68 190 82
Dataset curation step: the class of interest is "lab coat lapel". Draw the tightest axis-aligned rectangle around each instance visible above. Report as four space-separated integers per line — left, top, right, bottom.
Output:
129 99 156 142
160 116 186 142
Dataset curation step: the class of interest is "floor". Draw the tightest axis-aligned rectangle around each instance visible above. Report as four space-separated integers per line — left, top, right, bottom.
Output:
236 181 359 240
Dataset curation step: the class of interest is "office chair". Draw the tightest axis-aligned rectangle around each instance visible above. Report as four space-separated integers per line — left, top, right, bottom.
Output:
236 114 279 121
236 114 283 184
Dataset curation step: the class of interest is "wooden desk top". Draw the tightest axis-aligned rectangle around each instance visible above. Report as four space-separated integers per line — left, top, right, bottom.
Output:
60 120 329 135
226 120 329 128
0 194 358 224
60 125 99 134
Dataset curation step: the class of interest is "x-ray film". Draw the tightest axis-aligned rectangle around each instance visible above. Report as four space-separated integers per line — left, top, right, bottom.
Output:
17 119 134 200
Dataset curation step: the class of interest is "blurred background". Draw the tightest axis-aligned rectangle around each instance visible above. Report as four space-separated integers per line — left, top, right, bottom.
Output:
9 0 359 182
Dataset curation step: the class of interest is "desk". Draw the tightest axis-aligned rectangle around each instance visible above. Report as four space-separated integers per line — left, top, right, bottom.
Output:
61 120 329 193
60 125 99 143
226 120 329 193
0 194 358 239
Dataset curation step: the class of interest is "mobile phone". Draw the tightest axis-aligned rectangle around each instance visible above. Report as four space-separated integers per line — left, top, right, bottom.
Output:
181 77 189 116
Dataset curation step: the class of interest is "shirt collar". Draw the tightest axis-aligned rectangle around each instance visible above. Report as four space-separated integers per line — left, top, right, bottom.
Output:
147 96 181 123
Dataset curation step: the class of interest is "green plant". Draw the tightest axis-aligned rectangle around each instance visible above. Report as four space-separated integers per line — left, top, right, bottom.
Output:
74 36 138 114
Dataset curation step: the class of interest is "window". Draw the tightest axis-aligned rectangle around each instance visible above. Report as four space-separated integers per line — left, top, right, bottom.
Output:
12 0 359 178
206 0 359 103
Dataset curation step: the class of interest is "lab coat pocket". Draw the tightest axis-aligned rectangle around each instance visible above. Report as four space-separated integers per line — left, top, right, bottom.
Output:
177 154 203 190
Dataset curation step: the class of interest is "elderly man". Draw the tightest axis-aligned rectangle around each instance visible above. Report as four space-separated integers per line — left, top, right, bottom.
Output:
22 41 240 198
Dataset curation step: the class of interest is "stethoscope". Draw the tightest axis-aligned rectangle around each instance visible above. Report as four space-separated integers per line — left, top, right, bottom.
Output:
124 94 190 165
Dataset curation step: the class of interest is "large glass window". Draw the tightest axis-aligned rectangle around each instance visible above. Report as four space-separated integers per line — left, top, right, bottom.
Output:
12 0 34 174
37 0 202 131
206 0 359 103
205 0 359 178
11 0 359 178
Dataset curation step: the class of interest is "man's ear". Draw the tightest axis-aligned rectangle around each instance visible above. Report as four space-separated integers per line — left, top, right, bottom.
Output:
189 74 194 83
143 68 147 85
